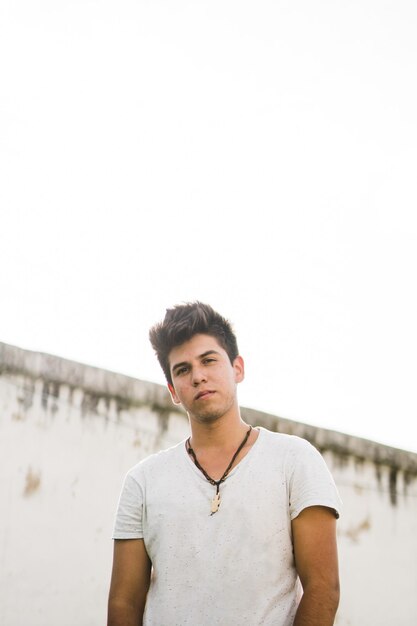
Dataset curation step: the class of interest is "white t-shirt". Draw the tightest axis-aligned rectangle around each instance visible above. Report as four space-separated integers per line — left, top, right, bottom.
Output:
113 427 342 626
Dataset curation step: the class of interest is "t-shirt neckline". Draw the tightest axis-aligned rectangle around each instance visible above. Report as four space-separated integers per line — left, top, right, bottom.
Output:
182 426 264 483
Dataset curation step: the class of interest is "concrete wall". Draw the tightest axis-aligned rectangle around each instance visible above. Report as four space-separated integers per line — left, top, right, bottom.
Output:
1 342 416 626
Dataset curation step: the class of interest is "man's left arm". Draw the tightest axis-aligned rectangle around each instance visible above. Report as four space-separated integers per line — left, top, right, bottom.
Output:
292 505 340 626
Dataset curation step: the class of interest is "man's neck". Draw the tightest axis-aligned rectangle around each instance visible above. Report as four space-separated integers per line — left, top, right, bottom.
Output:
188 412 250 452
187 412 258 482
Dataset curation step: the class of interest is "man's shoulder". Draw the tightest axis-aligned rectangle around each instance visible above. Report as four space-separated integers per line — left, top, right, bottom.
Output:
126 438 186 480
257 428 322 470
259 426 314 452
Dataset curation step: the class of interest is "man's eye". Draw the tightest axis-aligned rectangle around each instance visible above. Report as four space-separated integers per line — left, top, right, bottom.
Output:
203 358 215 364
175 367 188 376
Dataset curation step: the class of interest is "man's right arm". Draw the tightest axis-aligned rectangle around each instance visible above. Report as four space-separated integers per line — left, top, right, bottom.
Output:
107 538 151 626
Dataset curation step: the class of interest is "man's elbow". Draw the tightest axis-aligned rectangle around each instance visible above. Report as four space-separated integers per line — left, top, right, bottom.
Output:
107 596 142 626
327 579 340 612
302 576 340 615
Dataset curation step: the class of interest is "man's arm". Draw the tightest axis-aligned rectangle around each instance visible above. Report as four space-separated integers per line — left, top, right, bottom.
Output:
107 538 152 626
292 505 340 626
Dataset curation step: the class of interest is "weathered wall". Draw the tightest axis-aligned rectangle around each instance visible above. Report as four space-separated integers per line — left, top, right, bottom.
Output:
1 342 416 626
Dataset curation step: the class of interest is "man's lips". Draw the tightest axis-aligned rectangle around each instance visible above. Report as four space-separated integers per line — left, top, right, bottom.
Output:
194 390 215 401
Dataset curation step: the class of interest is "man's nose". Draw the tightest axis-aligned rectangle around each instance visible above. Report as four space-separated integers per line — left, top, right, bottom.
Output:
192 367 207 386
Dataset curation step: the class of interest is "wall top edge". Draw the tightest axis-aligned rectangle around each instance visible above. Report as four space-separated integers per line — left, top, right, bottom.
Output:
0 341 171 410
1 341 416 471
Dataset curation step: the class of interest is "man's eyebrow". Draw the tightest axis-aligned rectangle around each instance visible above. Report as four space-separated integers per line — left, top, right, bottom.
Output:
172 360 189 373
199 349 220 359
171 350 220 373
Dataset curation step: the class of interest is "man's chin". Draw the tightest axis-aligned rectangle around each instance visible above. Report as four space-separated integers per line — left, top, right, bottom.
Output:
190 410 223 424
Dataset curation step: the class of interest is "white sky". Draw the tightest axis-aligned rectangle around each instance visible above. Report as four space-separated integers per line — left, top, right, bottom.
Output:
1 1 416 452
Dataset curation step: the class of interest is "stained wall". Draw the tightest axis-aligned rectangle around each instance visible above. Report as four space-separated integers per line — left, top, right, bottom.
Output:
1 342 416 625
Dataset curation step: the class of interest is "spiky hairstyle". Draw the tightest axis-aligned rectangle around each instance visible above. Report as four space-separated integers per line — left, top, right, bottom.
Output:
149 302 239 385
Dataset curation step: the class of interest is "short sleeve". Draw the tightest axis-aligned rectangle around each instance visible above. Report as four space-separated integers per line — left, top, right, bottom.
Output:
112 470 144 539
287 437 342 520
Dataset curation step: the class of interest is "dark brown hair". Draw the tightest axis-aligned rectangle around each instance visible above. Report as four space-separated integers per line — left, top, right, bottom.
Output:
149 302 239 385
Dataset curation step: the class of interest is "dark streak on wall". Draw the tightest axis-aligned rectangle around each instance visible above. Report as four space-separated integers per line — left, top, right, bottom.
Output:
389 467 398 506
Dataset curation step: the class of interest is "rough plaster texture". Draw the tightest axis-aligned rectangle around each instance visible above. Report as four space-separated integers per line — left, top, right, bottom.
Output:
1 342 416 626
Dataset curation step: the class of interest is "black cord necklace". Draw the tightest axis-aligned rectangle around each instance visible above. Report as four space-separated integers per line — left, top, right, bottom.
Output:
186 425 252 515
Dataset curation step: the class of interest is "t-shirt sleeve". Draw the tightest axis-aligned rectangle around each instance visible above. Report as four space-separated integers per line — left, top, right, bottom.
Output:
287 436 342 520
112 469 144 539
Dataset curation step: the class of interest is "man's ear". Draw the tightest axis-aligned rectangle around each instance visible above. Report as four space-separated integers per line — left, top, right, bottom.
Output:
233 355 245 383
168 383 181 405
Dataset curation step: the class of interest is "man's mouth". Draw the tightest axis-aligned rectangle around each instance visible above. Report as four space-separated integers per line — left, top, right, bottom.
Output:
195 390 215 400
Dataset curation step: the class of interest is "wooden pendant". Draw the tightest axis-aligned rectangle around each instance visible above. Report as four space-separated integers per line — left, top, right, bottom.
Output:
211 492 221 515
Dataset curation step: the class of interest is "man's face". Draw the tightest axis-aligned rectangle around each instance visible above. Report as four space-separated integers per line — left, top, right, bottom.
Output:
167 333 244 425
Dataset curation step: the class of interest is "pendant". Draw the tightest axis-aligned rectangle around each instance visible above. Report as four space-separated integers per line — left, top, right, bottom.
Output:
210 492 221 515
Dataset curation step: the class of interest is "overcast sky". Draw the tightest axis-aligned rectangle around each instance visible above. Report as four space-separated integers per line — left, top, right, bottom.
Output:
1 0 416 452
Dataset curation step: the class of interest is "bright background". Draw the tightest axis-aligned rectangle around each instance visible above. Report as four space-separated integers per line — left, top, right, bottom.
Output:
1 0 416 452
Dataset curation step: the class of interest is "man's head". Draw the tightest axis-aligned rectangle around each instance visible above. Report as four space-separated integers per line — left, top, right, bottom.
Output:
149 302 239 386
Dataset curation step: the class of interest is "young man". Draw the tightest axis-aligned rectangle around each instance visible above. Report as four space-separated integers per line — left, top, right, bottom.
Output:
108 302 341 626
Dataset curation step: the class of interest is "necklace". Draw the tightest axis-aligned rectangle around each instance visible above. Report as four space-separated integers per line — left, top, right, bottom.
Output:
186 425 252 516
